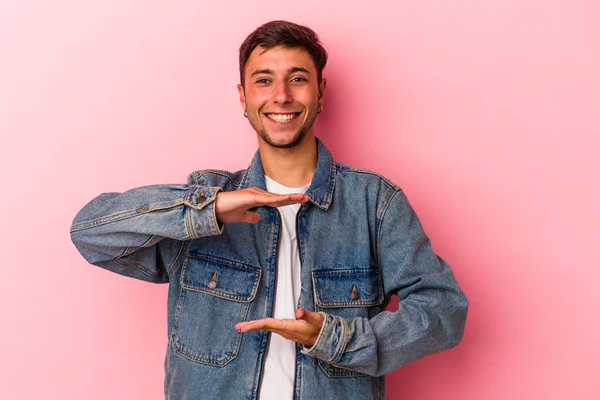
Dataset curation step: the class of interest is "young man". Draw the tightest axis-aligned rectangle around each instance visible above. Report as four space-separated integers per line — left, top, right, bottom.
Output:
71 20 468 400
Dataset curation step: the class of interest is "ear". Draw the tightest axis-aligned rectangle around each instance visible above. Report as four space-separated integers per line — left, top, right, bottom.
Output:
237 83 246 111
318 78 327 105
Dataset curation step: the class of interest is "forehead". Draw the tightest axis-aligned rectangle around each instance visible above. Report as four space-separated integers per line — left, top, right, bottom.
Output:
245 45 316 75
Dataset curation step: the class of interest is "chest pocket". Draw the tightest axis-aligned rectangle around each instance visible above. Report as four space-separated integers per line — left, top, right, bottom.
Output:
171 252 261 367
312 268 384 378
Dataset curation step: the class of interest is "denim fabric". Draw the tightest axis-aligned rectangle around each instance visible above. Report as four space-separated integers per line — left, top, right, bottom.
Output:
70 138 468 400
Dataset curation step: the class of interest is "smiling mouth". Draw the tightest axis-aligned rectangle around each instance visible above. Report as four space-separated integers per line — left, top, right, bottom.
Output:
264 113 301 123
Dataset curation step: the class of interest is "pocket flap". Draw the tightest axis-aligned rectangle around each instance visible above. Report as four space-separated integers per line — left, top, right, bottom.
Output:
182 253 261 302
312 268 383 308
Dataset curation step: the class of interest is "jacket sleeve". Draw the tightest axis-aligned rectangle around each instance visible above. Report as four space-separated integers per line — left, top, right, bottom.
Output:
302 189 468 376
70 181 223 283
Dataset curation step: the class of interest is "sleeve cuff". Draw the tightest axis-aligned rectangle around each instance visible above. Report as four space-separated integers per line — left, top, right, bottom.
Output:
300 312 350 364
183 186 224 239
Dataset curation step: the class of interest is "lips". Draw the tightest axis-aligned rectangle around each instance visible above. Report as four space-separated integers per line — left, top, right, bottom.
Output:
264 112 301 123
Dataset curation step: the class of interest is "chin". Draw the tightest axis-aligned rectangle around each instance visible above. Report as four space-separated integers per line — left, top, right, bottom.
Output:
261 129 308 149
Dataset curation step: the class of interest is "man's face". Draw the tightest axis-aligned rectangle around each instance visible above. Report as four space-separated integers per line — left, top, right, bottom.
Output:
238 45 326 149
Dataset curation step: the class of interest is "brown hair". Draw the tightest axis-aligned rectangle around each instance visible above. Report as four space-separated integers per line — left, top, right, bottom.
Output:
239 20 328 87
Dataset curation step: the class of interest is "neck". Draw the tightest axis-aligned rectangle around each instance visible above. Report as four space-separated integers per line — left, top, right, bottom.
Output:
258 132 318 188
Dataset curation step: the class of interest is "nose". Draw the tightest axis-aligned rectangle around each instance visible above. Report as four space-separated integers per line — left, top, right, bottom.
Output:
272 80 293 104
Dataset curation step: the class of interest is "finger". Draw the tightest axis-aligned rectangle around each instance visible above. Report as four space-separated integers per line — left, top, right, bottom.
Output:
234 320 269 329
235 318 283 332
252 193 309 208
234 319 269 328
268 194 310 208
239 211 261 224
234 321 249 330
254 192 304 206
297 308 324 326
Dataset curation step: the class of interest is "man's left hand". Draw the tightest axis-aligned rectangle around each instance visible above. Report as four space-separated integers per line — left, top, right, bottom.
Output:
234 308 324 347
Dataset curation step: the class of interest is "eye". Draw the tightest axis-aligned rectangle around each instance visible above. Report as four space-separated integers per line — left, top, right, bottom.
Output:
256 78 271 84
291 77 307 83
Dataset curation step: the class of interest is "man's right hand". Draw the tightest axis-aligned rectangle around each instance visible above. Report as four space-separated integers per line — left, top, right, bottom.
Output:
215 187 309 224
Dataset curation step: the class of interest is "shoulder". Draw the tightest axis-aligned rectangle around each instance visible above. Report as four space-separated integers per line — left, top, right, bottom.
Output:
335 162 401 193
186 168 246 190
333 163 403 217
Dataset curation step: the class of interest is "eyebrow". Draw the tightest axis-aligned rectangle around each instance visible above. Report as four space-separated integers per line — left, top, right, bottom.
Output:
250 67 312 77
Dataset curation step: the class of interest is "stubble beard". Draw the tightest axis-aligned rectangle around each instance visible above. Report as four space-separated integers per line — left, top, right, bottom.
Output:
252 108 319 149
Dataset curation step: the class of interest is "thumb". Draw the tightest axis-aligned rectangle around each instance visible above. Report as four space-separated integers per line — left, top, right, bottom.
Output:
296 308 323 325
240 211 261 224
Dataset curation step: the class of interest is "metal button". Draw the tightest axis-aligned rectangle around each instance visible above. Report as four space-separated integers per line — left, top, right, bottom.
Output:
350 285 360 301
208 271 217 289
196 192 206 203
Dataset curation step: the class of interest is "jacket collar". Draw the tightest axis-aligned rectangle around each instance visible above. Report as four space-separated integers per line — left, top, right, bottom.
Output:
240 138 336 211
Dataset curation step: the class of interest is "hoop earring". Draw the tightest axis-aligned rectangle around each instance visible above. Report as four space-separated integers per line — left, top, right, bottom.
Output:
317 104 323 114
244 111 248 118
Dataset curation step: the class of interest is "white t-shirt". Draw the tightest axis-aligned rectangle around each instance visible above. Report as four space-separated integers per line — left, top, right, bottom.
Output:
259 175 310 400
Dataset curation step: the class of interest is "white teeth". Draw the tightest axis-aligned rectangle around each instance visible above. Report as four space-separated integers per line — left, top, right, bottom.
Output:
267 113 297 123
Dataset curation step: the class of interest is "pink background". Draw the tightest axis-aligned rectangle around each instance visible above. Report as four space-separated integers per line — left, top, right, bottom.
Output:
1 1 599 399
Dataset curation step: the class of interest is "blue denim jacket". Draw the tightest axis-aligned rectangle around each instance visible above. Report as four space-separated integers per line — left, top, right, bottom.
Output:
70 139 468 399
